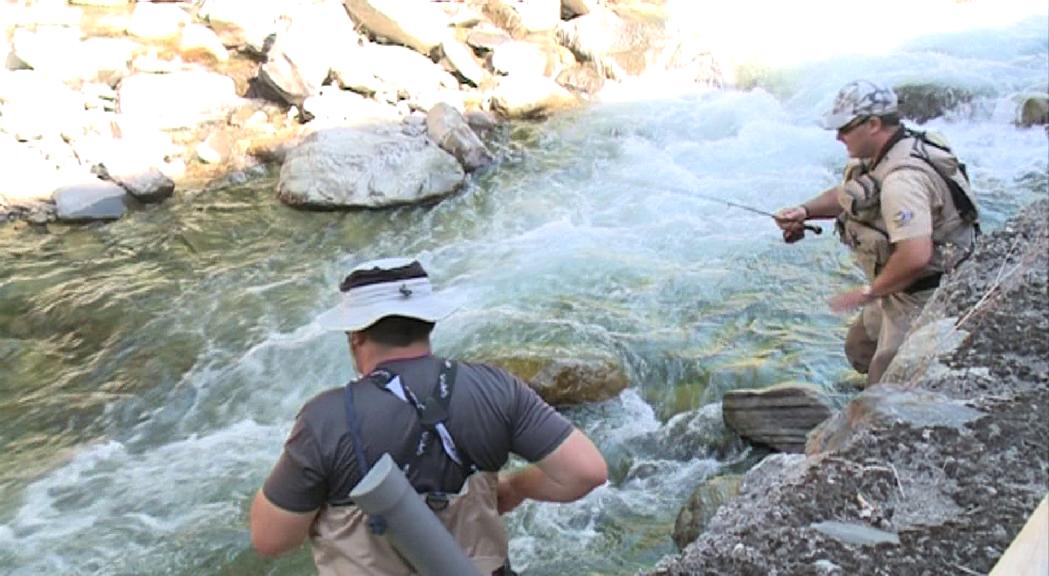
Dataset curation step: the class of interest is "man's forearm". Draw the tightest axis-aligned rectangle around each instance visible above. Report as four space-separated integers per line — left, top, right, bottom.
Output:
800 186 844 219
501 465 592 505
870 237 934 297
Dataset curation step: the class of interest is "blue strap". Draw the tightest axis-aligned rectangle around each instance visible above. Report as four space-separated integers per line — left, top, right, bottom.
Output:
344 379 387 535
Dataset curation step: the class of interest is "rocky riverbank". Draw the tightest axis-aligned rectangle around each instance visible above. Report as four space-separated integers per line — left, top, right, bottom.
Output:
649 199 1049 575
1 0 723 224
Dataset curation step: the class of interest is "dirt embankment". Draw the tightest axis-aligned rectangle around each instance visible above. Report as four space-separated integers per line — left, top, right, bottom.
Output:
648 199 1049 576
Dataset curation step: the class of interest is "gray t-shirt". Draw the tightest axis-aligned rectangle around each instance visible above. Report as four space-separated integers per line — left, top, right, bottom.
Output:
263 355 574 513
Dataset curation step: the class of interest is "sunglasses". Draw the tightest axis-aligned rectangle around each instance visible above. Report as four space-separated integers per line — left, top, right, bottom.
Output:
837 116 870 136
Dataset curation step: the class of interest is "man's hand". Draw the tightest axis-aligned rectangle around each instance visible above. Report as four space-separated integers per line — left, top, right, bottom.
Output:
829 286 874 313
496 472 526 515
775 206 808 244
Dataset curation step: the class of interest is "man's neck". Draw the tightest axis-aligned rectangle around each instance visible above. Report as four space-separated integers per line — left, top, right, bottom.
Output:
356 342 432 375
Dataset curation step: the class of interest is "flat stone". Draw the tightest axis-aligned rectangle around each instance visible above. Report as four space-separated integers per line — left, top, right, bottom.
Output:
811 521 900 547
54 179 127 221
723 383 835 453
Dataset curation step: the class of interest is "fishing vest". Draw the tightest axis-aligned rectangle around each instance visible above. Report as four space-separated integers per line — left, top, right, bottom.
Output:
309 360 509 576
835 128 980 284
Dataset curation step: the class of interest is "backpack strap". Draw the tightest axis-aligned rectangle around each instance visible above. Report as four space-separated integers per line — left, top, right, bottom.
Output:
343 373 391 535
906 128 981 234
380 359 477 478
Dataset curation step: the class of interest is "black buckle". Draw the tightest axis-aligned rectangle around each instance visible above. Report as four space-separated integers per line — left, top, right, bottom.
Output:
425 492 450 511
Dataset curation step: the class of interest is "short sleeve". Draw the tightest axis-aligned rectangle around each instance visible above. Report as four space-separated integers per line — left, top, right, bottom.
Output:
262 414 328 513
508 377 573 463
881 169 936 242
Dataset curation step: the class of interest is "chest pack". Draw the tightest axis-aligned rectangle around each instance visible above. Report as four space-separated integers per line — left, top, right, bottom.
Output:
343 359 477 534
840 128 980 228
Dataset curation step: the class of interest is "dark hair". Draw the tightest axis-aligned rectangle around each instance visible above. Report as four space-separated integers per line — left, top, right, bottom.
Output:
359 315 435 347
877 112 901 127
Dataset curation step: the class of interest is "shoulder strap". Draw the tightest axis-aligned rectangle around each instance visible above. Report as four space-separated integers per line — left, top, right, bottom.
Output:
344 374 391 534
905 128 981 232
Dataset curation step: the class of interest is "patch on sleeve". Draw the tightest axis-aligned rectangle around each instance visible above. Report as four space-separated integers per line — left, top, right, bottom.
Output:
893 209 914 226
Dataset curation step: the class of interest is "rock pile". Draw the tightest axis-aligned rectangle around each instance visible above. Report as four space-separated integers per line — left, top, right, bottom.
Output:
0 0 723 223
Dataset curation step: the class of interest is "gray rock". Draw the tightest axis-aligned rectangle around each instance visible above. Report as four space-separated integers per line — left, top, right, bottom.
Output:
277 128 464 209
673 475 743 550
426 102 492 172
344 0 449 54
1018 95 1048 127
118 71 240 130
894 83 978 123
54 179 127 221
810 521 900 547
807 384 985 454
110 168 175 203
723 382 835 453
258 2 360 105
490 75 576 119
440 38 487 87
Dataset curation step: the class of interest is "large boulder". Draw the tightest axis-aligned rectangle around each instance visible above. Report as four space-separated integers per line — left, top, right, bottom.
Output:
10 27 138 85
483 0 560 38
673 474 744 550
277 128 465 209
258 1 361 105
490 75 576 118
126 2 191 42
894 83 978 123
807 385 984 455
722 382 836 453
118 71 240 129
197 0 287 54
0 137 87 206
486 354 628 406
0 70 86 140
343 0 449 55
426 102 493 172
301 86 403 129
490 40 553 77
440 38 487 87
1018 94 1049 127
556 5 666 78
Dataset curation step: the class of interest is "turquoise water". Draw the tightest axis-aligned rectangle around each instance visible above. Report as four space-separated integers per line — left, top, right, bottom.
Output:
1 9 1047 575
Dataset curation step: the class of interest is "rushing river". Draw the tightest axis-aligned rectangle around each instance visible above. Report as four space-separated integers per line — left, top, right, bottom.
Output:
1 4 1047 575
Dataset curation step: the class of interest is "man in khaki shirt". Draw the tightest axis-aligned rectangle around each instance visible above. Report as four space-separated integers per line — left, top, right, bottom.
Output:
776 80 978 386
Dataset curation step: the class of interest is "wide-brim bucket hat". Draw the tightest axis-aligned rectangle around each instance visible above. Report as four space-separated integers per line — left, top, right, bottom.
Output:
315 257 454 332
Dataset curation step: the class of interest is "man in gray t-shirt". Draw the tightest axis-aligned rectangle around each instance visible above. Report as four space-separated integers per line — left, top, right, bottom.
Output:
250 257 608 576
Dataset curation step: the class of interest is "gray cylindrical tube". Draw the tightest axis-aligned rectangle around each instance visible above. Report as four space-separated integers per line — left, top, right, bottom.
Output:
350 453 482 576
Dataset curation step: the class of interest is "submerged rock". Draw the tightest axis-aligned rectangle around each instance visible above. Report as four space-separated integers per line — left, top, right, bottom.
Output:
673 474 743 550
485 354 628 406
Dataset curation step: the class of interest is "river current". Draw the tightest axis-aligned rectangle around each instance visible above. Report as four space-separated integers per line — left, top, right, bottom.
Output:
1 4 1046 574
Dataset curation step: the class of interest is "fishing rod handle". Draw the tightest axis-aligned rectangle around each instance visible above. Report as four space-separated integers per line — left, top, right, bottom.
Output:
804 224 823 235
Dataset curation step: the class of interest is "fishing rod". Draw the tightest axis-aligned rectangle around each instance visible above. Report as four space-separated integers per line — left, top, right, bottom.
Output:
640 181 823 235
688 190 823 235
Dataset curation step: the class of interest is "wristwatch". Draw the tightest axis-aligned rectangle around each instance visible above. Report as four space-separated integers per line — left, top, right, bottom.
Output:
861 284 874 300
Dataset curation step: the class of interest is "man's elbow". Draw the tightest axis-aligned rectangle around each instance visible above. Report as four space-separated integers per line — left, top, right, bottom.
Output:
251 533 290 559
573 453 608 496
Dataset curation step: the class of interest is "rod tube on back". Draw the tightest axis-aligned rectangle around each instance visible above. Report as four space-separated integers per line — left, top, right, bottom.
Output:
350 453 482 576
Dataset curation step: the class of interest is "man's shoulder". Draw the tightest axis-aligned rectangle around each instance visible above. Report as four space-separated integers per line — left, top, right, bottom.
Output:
454 359 519 386
297 385 347 426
